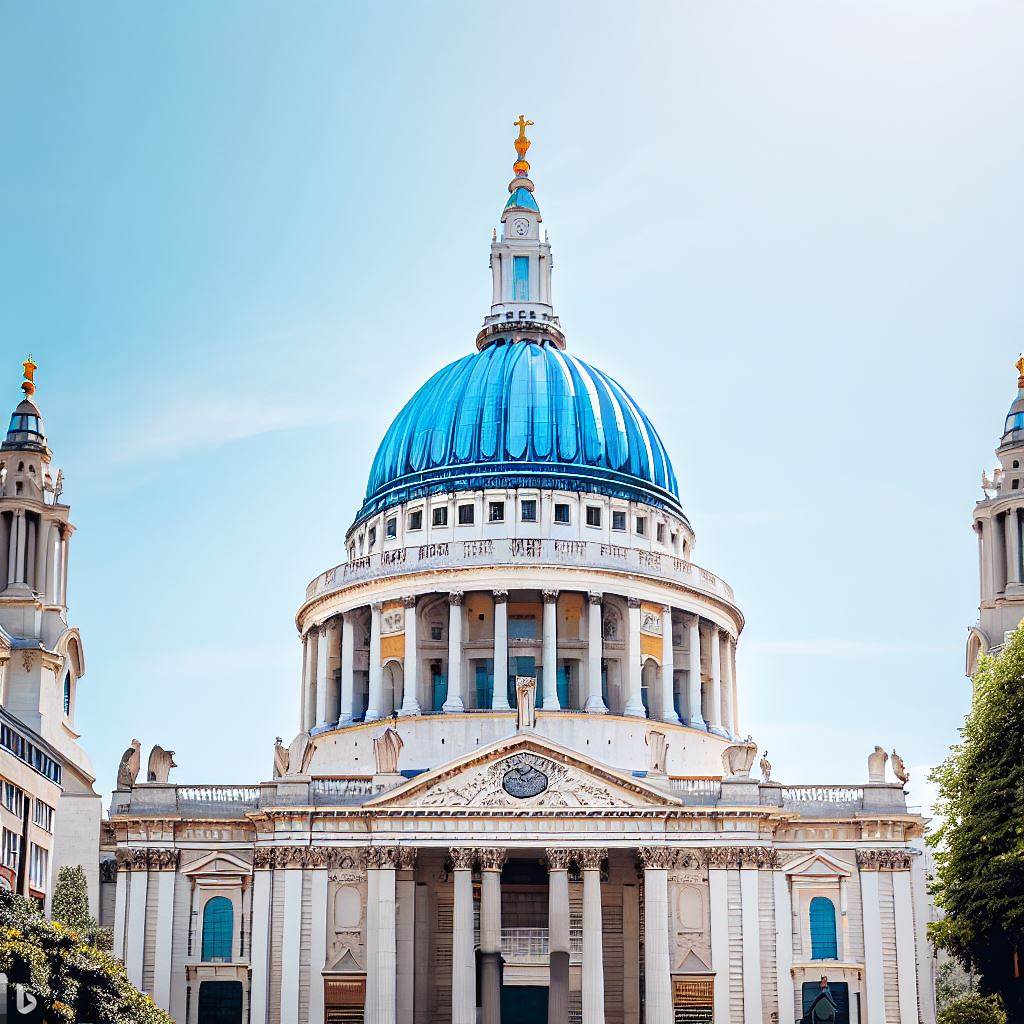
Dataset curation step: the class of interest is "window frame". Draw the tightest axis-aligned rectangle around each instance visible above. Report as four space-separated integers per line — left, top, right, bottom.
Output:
553 503 571 525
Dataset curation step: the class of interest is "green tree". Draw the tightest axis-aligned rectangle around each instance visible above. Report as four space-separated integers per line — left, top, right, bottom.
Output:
929 624 1024 1018
0 888 169 1024
937 993 1006 1024
51 865 91 931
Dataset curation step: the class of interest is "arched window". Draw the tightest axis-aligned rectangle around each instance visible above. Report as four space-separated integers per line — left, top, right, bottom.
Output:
810 896 838 960
201 896 233 961
62 675 71 717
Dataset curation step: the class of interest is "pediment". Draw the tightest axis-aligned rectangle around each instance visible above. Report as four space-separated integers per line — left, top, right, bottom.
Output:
678 949 712 974
182 851 252 878
785 850 851 879
365 733 681 811
325 950 363 974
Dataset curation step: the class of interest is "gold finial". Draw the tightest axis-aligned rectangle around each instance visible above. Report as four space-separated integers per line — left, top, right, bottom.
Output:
513 114 534 176
1016 353 1024 389
21 356 36 398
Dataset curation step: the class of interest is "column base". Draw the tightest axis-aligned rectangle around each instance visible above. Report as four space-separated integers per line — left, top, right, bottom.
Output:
441 699 465 713
397 704 421 717
622 699 647 718
709 725 730 738
364 710 383 723
685 715 707 731
659 711 681 725
310 722 333 736
584 696 608 714
491 699 512 711
336 714 353 726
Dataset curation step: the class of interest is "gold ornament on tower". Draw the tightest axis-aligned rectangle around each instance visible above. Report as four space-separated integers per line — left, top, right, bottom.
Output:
21 356 36 397
513 114 534 176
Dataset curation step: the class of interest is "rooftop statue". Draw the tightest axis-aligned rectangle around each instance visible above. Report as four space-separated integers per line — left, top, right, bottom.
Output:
116 739 141 790
147 744 177 784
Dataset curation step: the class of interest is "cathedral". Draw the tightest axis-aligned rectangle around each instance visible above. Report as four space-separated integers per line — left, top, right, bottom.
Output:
101 122 936 1024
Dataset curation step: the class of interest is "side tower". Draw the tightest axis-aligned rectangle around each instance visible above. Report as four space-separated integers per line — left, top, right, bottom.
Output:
968 356 1024 675
0 360 100 911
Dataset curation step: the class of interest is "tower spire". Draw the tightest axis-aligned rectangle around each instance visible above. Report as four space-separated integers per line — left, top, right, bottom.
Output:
21 356 36 398
513 115 534 177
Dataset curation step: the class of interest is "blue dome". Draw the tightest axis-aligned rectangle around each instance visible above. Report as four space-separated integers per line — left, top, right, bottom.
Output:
357 342 684 525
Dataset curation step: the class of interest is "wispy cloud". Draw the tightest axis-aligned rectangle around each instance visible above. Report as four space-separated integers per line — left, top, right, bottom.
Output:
111 395 351 463
744 638 959 659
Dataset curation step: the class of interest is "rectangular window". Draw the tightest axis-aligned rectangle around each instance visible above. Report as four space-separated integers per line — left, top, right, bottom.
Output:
33 801 53 833
430 626 443 641
407 509 423 531
29 843 48 891
612 510 627 532
635 516 647 536
432 506 448 527
367 527 376 548
554 503 570 524
385 517 397 539
513 255 530 301
508 615 538 640
488 501 505 523
521 499 537 522
2 782 24 818
458 504 475 526
1 829 19 870
656 523 665 543
585 505 602 528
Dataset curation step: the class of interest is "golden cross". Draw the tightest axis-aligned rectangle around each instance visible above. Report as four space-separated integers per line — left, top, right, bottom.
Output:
514 115 534 140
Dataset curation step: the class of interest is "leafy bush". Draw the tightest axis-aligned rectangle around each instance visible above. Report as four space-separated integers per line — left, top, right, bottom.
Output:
0 888 170 1024
49 864 112 951
937 993 1007 1024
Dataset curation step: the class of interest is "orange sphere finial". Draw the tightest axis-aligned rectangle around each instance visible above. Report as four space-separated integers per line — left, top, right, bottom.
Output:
1016 354 1024 389
513 114 534 176
21 356 36 398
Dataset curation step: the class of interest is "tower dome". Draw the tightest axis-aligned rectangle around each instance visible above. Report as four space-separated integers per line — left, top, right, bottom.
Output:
358 343 683 525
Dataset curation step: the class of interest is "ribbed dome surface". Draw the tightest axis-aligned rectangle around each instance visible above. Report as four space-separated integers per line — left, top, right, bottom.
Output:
358 342 683 524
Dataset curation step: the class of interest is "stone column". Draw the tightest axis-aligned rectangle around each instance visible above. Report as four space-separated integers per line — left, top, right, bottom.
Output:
707 624 724 735
545 849 573 1024
708 852 731 1023
478 848 507 1024
720 630 735 739
315 623 330 727
366 602 384 721
5 512 17 586
280 860 303 1024
309 860 329 1024
729 638 740 738
339 612 355 723
443 592 465 712
249 855 273 1024
125 859 148 988
542 589 560 709
366 848 399 1024
400 596 421 715
33 520 49 596
43 520 55 603
396 849 418 1024
772 865 794 1024
857 853 886 1024
893 866 921 1024
14 511 26 584
585 593 607 713
59 529 69 602
152 850 179 1012
580 848 607 1024
740 856 763 1024
686 614 706 730
1008 509 1022 586
624 598 646 717
24 518 34 590
660 606 679 723
492 591 511 710
450 848 477 1024
637 848 672 1024
302 630 318 732
112 861 128 962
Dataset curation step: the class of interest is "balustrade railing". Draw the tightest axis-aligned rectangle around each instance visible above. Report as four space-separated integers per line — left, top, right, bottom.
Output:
669 778 723 805
305 538 735 604
761 785 865 809
500 925 583 963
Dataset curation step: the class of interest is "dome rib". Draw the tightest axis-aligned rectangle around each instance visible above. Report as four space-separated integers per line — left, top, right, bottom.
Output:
356 343 685 526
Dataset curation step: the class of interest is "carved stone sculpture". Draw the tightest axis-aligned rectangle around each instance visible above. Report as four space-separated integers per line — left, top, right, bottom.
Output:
721 737 757 778
116 739 142 790
373 727 403 775
867 745 889 784
273 737 289 779
759 750 772 782
147 744 176 783
646 729 669 774
891 749 910 786
515 676 537 731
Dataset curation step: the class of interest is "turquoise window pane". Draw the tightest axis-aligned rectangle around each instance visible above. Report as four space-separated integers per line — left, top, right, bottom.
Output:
202 897 233 962
432 670 447 712
475 661 493 709
198 981 243 1024
809 897 838 960
557 664 570 707
513 256 530 301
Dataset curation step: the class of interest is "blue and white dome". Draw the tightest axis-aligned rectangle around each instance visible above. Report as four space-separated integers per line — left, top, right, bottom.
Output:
357 341 683 525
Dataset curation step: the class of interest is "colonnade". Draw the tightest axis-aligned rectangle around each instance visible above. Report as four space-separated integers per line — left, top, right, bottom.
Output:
0 509 67 603
976 506 1024 601
299 588 740 737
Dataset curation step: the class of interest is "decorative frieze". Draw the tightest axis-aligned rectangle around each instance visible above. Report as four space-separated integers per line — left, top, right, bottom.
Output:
252 846 367 870
114 848 180 871
705 847 780 869
856 848 914 871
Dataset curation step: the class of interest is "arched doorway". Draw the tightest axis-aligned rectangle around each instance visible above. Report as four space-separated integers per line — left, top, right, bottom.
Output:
641 657 658 717
382 660 403 717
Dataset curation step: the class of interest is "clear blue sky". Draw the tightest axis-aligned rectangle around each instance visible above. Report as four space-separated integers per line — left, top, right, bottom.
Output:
2 2 1021 810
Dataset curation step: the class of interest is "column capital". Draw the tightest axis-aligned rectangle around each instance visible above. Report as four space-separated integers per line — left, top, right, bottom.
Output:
476 848 507 872
402 595 418 609
371 600 383 612
636 846 675 870
545 848 574 871
447 590 464 606
627 596 642 609
449 847 476 870
363 846 402 870
587 591 604 606
662 604 672 616
542 589 559 604
577 848 607 871
319 622 330 639
856 848 914 871
396 847 418 871
492 589 508 604
704 846 780 870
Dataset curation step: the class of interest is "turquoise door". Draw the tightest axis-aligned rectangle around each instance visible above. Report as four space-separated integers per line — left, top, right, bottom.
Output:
500 985 547 1024
432 669 447 711
475 660 494 709
511 656 536 707
557 664 571 707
